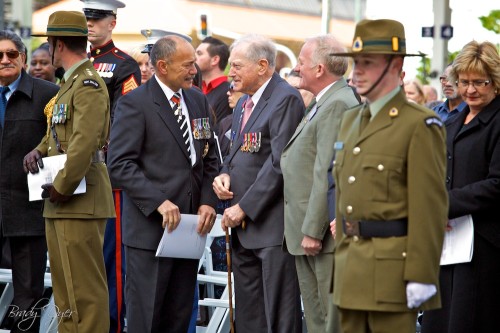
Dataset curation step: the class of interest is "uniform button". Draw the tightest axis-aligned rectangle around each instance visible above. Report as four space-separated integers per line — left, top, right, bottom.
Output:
348 176 356 184
353 147 361 155
333 160 337 166
48 147 52 152
446 176 451 183
448 154 452 160
188 191 192 196
353 236 359 242
377 164 384 171
402 252 407 258
346 205 353 214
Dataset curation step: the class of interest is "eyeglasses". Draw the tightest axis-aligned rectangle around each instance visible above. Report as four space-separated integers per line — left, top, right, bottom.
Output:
0 50 21 60
456 79 491 88
439 76 449 83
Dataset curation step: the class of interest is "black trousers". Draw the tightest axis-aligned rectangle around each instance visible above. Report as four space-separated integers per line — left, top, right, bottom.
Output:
125 245 198 333
1 235 47 332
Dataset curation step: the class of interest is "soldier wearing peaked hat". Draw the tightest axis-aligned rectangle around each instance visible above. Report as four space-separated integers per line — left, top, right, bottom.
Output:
82 0 140 123
81 1 140 332
330 19 448 333
141 29 192 54
26 10 115 333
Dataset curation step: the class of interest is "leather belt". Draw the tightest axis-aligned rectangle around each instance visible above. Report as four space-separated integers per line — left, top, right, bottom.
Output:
92 149 105 163
342 218 408 238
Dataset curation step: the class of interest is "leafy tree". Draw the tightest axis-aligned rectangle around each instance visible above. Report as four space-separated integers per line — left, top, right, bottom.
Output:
479 10 500 34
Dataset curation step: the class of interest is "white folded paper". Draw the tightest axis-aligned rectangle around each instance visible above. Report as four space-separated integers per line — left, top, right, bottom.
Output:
27 154 86 201
156 214 208 259
440 215 474 265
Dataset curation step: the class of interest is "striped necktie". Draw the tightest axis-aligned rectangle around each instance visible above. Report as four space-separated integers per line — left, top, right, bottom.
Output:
171 92 191 154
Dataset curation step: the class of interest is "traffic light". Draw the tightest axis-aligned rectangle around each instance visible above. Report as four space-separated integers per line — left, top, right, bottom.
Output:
197 13 211 40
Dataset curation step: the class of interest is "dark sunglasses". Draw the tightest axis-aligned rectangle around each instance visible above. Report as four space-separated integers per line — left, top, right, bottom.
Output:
0 50 21 59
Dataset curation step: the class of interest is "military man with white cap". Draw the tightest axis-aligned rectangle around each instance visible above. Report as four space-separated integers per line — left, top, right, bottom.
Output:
81 2 140 332
25 10 114 333
82 0 140 121
330 19 448 333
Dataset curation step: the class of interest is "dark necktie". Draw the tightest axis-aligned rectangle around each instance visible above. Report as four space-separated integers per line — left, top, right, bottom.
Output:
0 86 10 128
304 98 317 115
360 104 371 134
240 97 254 133
171 93 191 154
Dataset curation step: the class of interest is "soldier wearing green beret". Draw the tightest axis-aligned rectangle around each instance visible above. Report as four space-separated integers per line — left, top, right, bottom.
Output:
330 19 448 333
25 10 115 333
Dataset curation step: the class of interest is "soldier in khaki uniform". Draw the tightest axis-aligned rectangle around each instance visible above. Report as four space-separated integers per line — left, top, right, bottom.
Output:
330 19 448 333
24 11 115 333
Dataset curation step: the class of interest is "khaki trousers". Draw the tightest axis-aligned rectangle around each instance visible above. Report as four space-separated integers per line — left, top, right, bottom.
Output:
296 252 340 333
339 307 417 333
45 218 109 333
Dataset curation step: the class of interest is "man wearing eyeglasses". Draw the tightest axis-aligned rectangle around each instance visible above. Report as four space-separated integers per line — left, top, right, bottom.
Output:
433 63 467 122
0 30 59 333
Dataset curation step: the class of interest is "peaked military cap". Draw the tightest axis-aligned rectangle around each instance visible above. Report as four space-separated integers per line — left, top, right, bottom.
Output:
140 29 193 54
331 19 423 57
81 0 125 19
32 11 88 37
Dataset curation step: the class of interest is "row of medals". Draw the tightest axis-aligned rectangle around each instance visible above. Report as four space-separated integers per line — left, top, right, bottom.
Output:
192 117 211 140
241 132 261 153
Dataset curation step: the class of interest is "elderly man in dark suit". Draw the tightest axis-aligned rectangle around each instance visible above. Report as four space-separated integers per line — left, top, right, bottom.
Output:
0 30 58 332
107 35 218 333
213 34 304 333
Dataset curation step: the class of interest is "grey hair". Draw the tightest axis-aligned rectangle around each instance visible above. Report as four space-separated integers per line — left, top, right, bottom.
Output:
150 36 182 70
230 34 276 69
306 35 347 76
0 30 27 53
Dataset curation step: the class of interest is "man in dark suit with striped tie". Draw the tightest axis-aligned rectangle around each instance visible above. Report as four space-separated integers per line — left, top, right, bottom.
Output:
107 35 219 332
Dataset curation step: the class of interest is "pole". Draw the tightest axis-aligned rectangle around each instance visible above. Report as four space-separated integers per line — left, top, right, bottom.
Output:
321 0 332 34
225 228 235 333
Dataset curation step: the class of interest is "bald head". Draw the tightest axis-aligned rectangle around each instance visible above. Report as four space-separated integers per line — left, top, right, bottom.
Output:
150 35 197 91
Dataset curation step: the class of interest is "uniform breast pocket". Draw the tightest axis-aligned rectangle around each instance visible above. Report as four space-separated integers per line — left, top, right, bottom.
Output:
362 154 403 202
373 237 407 304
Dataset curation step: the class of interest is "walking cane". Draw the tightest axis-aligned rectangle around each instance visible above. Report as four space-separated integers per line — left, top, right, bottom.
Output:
225 227 235 333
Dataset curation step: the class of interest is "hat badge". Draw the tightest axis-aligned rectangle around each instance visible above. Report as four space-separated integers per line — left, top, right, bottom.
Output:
352 37 363 52
146 29 152 37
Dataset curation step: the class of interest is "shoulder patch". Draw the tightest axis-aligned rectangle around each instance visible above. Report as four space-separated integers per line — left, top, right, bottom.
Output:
83 79 100 89
425 117 443 128
122 75 139 95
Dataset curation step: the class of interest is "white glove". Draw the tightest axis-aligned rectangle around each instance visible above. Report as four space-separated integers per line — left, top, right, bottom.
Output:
406 282 437 309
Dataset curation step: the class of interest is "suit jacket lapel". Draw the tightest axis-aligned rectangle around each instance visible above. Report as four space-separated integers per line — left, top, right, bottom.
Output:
151 80 190 161
183 89 202 166
451 95 500 142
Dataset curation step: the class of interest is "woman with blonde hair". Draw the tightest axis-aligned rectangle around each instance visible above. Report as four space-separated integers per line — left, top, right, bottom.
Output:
128 46 154 85
404 78 425 105
422 40 500 333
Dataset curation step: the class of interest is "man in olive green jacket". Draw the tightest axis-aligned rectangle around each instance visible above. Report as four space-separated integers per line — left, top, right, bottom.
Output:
331 19 448 333
282 35 359 333
24 11 114 333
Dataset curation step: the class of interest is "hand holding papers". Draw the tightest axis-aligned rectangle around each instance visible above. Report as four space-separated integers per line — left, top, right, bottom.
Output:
440 215 474 265
27 154 86 201
156 214 222 259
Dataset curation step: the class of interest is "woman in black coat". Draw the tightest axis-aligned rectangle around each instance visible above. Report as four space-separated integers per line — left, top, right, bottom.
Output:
422 41 500 333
